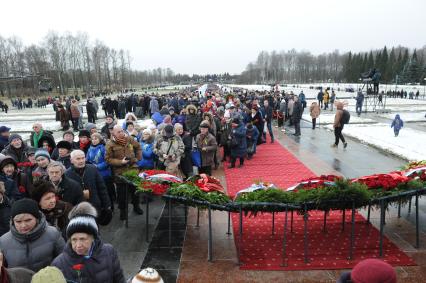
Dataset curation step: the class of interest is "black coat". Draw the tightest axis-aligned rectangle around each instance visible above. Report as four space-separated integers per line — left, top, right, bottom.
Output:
292 101 304 122
0 196 11 237
1 144 30 163
52 239 125 283
65 165 111 210
56 176 84 206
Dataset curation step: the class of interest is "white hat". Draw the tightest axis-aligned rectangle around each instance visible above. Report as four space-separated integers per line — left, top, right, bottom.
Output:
132 268 163 283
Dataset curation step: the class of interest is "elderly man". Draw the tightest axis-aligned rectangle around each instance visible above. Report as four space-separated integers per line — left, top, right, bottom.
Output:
105 125 143 220
30 123 53 149
65 150 110 212
47 161 83 206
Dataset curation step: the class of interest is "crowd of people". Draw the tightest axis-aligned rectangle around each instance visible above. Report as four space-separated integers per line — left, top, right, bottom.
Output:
0 86 397 282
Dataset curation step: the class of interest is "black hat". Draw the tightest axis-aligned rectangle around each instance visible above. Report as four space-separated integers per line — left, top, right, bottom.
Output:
163 124 174 138
232 118 240 124
8 134 22 144
11 198 41 220
0 156 17 172
26 147 36 156
78 130 91 138
66 202 99 239
31 181 56 204
0 126 11 133
56 140 72 151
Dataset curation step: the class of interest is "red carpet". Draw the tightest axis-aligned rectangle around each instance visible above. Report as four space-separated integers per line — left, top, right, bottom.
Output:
223 139 415 270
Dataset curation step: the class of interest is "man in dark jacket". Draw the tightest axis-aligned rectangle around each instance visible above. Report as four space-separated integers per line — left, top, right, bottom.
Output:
48 161 83 206
292 96 304 136
185 105 202 137
86 99 97 123
65 150 111 212
0 126 11 152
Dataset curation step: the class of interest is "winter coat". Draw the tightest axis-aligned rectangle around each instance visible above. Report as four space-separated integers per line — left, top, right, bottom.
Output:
12 171 34 198
185 105 202 136
105 136 142 177
202 112 217 136
279 100 287 114
173 114 186 129
230 123 247 158
0 214 65 272
310 103 320 119
149 98 159 114
323 90 330 103
334 109 344 128
317 91 324 101
58 155 72 169
87 143 112 178
391 115 404 131
153 134 185 166
195 132 217 167
1 143 30 164
70 102 80 119
40 200 72 233
179 132 193 176
356 92 364 105
246 125 259 147
65 165 111 210
137 140 155 169
0 173 21 202
54 176 84 206
151 112 164 125
0 196 11 237
1 267 34 283
52 238 125 283
261 106 273 123
0 136 9 152
292 101 304 122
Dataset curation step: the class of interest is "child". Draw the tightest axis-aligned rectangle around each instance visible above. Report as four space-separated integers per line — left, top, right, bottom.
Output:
391 114 403 137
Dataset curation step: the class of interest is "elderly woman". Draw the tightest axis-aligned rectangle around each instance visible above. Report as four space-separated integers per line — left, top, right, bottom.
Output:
0 198 65 272
137 129 156 170
1 134 30 164
31 180 73 234
32 149 51 182
153 124 184 175
52 202 126 283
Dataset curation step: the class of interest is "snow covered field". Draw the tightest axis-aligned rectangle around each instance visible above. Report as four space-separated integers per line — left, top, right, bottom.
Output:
379 112 426 122
323 123 426 161
302 113 376 124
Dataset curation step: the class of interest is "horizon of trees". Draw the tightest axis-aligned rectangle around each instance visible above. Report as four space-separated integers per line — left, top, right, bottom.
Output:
238 46 426 85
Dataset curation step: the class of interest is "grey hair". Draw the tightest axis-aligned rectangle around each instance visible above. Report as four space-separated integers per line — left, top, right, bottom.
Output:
174 123 183 129
70 149 85 160
47 161 66 173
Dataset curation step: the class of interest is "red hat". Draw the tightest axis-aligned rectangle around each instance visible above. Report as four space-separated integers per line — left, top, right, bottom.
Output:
350 259 396 283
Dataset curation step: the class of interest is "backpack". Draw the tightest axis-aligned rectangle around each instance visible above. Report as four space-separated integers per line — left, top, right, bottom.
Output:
341 109 350 124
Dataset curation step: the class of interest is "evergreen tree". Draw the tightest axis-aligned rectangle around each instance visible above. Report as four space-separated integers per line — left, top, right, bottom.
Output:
367 51 374 71
380 46 388 82
401 50 422 83
387 47 396 82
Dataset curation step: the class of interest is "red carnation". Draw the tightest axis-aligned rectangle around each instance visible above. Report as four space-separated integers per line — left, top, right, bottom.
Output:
72 264 84 271
18 186 26 193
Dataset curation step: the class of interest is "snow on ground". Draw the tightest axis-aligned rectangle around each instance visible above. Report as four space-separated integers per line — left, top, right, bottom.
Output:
302 113 376 124
323 123 426 161
379 112 426 122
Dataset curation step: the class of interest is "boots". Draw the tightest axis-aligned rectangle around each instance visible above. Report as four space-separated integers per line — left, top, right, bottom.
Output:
133 203 144 215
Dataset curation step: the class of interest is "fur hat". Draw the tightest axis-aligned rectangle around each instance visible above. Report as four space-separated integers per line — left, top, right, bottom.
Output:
163 124 174 138
56 140 72 151
0 155 17 172
31 181 56 204
11 198 40 220
34 149 50 161
31 266 66 283
199 120 210 129
78 130 91 138
132 268 164 283
66 202 99 239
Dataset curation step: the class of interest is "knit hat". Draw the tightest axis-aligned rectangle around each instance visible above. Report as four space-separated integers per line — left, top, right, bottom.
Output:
11 198 40 220
34 149 50 161
56 140 72 151
132 268 164 283
350 259 396 283
8 133 22 143
85 123 97 132
31 181 56 204
78 129 91 138
31 266 67 283
66 202 99 239
199 121 210 128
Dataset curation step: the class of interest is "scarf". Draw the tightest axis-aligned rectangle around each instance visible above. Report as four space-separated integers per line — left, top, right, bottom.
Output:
33 129 44 148
79 140 90 151
114 135 128 146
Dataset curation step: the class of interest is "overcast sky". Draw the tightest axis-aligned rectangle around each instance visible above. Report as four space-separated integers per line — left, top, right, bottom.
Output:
1 0 425 75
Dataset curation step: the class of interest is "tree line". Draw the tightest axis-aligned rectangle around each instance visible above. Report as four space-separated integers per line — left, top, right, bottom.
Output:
238 46 426 85
0 31 188 97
